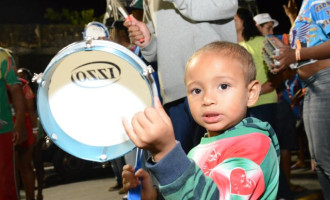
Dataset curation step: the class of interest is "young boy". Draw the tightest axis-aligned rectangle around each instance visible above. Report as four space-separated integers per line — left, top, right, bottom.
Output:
122 41 280 199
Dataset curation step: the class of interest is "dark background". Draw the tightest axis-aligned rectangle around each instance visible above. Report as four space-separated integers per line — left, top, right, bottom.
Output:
0 0 106 24
0 0 302 73
1 0 302 34
256 0 303 34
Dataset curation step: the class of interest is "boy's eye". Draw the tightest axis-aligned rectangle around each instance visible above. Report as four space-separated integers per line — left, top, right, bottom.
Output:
192 88 201 94
218 84 229 90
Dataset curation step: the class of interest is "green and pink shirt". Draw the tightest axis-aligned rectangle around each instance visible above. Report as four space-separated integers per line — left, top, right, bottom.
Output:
147 117 279 200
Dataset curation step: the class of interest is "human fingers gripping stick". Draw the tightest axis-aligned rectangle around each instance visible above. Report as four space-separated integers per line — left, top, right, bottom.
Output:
122 96 176 162
122 164 139 190
136 168 158 200
123 15 151 47
122 165 158 200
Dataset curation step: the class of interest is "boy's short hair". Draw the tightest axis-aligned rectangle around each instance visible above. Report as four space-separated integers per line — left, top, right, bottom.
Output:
186 41 256 84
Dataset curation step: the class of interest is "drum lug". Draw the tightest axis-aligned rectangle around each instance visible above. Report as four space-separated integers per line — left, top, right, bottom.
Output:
51 133 58 141
99 154 107 161
85 38 94 48
143 65 154 77
32 73 44 84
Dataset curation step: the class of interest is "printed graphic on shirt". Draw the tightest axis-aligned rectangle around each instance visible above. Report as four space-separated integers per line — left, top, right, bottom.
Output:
190 133 270 199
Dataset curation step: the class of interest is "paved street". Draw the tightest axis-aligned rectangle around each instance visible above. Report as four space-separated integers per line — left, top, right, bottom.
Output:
20 165 125 200
40 177 124 200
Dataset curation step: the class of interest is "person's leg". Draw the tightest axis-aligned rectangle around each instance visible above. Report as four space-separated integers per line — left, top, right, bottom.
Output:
33 138 44 200
281 150 292 182
303 68 330 199
16 145 35 200
0 132 19 200
124 148 136 167
110 156 126 190
291 122 308 169
275 101 298 184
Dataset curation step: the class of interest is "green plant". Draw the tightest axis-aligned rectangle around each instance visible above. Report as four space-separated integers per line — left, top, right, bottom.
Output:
44 8 104 25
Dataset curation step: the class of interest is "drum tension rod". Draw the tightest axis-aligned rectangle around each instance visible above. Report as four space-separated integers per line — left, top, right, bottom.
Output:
85 37 94 49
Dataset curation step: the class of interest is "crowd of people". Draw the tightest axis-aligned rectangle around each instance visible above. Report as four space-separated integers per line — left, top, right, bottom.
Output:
121 0 330 199
1 0 329 199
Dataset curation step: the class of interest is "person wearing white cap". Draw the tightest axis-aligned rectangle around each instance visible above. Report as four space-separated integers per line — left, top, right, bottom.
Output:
253 13 279 36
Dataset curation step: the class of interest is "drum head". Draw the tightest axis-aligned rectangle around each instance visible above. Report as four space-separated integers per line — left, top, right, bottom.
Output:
37 40 157 162
83 21 110 40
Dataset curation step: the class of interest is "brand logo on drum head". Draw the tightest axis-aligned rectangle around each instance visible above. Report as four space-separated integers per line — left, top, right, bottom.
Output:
71 61 121 87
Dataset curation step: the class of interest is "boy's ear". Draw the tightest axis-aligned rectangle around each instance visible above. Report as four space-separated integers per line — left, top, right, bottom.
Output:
247 80 261 107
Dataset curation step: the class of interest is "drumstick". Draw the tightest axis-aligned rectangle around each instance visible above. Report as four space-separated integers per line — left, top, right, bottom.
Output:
129 0 140 7
118 6 128 19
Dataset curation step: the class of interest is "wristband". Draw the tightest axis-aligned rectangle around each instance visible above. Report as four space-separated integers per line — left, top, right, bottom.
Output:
295 40 301 61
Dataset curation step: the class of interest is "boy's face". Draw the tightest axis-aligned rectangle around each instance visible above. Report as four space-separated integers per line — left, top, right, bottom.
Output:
185 52 254 136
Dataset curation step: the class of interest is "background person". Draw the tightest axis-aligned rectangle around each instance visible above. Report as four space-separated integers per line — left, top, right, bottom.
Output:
12 77 38 200
0 47 27 200
17 67 44 200
270 0 330 198
254 13 279 36
235 7 295 199
253 9 306 195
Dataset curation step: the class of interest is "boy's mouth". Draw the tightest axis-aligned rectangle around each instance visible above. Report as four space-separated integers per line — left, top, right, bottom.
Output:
202 112 221 123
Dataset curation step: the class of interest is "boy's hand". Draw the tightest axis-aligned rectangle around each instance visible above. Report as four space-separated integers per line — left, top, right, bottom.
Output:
123 15 151 47
122 165 158 200
122 96 176 162
122 164 140 191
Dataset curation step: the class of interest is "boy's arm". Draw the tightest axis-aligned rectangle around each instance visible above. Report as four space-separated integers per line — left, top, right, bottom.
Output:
146 143 219 199
146 120 280 199
146 140 277 200
9 84 27 145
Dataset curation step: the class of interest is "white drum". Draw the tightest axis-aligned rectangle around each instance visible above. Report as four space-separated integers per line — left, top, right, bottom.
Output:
83 21 110 40
37 39 157 162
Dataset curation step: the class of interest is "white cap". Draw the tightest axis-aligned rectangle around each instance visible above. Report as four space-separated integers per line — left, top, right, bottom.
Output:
253 13 279 27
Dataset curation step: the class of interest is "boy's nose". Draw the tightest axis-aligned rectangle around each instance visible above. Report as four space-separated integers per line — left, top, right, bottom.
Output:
203 91 215 106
